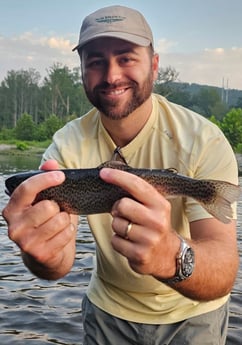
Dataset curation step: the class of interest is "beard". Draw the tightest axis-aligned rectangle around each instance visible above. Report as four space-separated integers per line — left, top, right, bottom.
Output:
83 72 154 120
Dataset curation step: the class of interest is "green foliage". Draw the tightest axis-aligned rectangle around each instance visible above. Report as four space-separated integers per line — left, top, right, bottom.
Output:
0 64 241 152
209 102 229 120
44 114 64 137
15 113 37 140
220 108 242 152
16 141 29 151
208 115 221 127
236 96 242 108
209 108 242 152
153 66 179 98
36 114 64 141
0 128 15 140
236 143 242 153
191 87 221 117
13 112 64 142
0 64 91 131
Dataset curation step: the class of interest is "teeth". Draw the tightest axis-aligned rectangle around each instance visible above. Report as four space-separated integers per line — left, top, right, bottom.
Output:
107 89 125 95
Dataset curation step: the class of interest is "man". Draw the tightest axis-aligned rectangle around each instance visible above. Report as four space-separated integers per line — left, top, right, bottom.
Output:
3 5 239 345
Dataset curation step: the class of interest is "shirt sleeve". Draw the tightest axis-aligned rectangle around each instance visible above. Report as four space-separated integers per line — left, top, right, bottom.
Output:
185 129 239 223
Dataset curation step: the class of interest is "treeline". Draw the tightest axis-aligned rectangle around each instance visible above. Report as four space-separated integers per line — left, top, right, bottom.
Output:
0 64 241 152
0 63 92 130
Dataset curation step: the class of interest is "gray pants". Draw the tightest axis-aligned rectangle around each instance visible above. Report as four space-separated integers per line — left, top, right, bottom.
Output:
82 295 229 345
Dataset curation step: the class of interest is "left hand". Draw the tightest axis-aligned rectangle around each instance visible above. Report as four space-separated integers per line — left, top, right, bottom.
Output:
100 168 180 279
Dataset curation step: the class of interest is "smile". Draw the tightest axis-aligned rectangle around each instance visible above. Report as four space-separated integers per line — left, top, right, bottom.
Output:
101 87 129 96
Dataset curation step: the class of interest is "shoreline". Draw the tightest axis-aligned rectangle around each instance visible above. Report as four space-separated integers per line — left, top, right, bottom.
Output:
0 144 241 174
0 144 44 156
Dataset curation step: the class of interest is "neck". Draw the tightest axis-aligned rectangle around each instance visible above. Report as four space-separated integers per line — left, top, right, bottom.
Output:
100 96 153 147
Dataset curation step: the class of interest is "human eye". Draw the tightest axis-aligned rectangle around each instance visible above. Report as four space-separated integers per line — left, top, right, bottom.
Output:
86 58 105 69
119 54 136 66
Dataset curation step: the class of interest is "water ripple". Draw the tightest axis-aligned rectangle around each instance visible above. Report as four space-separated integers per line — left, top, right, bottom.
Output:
0 171 241 345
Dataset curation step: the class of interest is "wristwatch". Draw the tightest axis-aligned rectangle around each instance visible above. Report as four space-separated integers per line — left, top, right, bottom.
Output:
161 235 195 284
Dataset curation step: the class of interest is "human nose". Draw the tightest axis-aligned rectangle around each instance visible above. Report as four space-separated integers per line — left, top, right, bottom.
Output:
104 60 122 84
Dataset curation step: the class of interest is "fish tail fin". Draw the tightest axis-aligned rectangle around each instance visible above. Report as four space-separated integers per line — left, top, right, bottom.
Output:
199 181 241 224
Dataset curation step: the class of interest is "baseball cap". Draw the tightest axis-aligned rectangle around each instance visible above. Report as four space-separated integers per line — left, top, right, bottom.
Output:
72 5 154 51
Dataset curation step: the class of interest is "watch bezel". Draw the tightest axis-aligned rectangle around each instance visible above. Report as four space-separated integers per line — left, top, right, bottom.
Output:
161 236 195 284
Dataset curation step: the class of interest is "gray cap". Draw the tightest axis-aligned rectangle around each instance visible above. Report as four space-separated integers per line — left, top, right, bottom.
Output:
72 5 154 51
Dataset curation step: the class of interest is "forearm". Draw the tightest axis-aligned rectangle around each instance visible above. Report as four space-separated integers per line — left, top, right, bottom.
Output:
161 220 239 301
170 239 238 301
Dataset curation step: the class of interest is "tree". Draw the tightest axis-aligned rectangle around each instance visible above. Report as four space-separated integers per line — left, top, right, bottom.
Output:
42 63 86 120
153 66 179 97
210 102 229 120
0 69 41 128
191 87 221 117
236 96 242 108
220 108 242 151
167 87 192 108
15 113 37 140
42 114 64 140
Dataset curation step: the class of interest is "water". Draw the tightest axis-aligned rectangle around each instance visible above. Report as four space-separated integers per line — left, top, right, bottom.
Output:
0 155 241 345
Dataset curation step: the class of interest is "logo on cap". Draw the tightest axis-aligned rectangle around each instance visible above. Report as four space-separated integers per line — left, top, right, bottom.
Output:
96 16 126 24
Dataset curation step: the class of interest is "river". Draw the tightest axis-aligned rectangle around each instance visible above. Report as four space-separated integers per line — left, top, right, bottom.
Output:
0 154 241 345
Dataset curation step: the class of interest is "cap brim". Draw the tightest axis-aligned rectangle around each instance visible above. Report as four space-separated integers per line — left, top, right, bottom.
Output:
72 32 151 51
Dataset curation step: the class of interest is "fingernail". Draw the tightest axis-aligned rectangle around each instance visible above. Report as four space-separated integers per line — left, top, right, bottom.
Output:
52 171 65 182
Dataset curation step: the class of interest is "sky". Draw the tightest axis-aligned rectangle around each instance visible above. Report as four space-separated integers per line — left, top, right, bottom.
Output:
0 0 242 90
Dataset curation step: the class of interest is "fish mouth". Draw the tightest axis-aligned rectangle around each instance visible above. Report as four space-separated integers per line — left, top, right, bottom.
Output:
5 188 10 196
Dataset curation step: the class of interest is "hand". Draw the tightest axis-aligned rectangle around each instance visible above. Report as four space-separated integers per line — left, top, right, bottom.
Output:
100 168 180 279
2 160 78 279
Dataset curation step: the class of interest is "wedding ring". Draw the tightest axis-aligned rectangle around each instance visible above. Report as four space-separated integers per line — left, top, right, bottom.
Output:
124 222 133 239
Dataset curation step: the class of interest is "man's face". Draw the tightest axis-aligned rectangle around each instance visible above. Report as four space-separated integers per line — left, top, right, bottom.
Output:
80 38 158 120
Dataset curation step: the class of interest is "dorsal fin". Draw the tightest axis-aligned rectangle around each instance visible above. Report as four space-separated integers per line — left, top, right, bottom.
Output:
98 147 129 169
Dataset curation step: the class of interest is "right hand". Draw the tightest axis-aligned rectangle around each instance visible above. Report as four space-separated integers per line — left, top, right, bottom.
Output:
2 160 78 280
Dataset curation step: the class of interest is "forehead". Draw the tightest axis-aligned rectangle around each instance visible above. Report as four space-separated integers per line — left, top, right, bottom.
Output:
81 37 144 58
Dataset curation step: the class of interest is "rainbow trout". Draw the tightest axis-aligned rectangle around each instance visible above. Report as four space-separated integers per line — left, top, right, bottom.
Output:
5 161 241 224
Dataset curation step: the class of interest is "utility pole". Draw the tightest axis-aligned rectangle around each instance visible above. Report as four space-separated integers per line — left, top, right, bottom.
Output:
225 79 229 104
221 77 229 104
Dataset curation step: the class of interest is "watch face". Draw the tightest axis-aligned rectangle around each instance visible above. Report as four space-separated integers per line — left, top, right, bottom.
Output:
182 247 195 277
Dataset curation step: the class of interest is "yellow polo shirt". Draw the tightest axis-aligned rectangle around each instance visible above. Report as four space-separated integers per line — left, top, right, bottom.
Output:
42 94 238 324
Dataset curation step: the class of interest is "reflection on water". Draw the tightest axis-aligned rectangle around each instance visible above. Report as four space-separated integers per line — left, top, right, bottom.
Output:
0 155 41 174
0 155 241 344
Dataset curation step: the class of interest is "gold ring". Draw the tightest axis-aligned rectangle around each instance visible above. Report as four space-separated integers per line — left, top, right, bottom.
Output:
125 222 133 239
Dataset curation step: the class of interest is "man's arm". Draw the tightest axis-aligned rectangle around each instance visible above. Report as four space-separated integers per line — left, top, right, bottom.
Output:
100 167 239 301
170 218 238 301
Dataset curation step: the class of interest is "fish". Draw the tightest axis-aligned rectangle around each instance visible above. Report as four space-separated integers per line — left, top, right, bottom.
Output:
5 160 241 224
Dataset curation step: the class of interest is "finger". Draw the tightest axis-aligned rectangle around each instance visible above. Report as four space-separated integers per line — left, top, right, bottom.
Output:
112 216 131 238
111 232 144 263
100 168 162 207
34 214 78 261
36 211 72 240
6 199 61 243
7 171 65 210
19 217 75 262
44 213 78 241
22 199 62 229
40 159 59 170
112 198 148 226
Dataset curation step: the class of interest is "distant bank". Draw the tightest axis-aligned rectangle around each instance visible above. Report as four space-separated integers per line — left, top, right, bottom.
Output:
0 144 241 175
